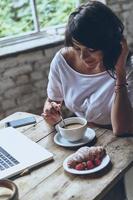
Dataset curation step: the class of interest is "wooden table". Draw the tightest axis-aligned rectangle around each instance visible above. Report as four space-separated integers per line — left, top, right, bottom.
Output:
0 112 133 200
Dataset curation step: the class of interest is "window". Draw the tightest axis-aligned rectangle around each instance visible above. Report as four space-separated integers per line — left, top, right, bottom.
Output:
0 0 80 47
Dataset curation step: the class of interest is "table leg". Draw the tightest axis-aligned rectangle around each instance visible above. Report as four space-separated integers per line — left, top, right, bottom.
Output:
124 166 133 200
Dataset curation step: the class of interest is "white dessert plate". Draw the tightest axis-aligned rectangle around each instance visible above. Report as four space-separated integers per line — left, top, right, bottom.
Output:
63 154 110 175
54 128 96 147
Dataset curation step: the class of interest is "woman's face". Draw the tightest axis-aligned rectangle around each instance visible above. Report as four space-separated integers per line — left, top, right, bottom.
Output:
72 39 104 69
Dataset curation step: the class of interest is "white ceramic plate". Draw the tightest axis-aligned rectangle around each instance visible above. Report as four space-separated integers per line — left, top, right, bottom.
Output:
54 128 96 147
63 154 110 175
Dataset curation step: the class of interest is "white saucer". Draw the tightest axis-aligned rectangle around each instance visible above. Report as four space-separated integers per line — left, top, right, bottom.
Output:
63 154 110 174
54 128 96 147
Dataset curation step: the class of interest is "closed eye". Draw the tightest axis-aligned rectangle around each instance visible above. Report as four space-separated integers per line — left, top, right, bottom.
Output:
74 46 97 52
88 48 97 53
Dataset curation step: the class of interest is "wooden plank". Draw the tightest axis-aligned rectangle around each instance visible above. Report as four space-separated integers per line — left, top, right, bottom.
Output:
22 120 54 142
10 128 98 197
0 112 41 131
18 130 133 200
1 113 132 200
92 127 108 138
0 112 53 134
23 123 107 144
19 159 131 200
14 131 74 199
19 167 117 200
12 127 107 199
22 123 103 145
0 112 41 123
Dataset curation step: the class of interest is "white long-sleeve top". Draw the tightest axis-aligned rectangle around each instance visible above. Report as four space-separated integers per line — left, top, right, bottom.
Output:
47 49 133 125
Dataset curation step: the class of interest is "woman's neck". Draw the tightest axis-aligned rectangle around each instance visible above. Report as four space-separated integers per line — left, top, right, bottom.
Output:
74 54 106 75
61 47 106 75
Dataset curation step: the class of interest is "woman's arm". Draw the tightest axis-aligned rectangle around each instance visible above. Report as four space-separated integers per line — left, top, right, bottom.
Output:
111 37 133 136
42 98 62 126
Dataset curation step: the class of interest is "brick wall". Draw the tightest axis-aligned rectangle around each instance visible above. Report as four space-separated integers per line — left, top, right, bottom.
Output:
0 0 133 120
0 45 63 119
106 0 133 48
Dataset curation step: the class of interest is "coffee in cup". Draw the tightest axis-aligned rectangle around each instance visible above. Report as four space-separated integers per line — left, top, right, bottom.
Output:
58 117 87 142
63 123 84 129
0 179 19 200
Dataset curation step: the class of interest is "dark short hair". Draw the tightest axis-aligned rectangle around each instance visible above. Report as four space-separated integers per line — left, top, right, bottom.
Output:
65 1 124 76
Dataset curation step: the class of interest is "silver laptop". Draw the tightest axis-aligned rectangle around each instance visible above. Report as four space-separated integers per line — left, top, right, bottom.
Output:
0 127 53 179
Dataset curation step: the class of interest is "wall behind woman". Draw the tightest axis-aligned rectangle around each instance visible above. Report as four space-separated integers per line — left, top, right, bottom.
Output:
107 0 133 49
0 45 63 120
0 0 133 120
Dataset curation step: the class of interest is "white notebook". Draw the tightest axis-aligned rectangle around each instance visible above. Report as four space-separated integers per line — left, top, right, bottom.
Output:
0 127 53 179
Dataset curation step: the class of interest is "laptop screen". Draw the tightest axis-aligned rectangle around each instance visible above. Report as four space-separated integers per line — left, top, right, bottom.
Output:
0 127 53 179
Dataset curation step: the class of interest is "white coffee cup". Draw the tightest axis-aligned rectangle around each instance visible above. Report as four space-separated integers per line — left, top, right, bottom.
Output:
58 117 87 142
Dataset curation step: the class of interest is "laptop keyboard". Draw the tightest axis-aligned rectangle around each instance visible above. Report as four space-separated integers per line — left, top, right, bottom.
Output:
0 146 20 171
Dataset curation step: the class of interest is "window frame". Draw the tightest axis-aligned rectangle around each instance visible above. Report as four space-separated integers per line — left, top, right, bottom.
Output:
0 0 80 48
0 0 106 57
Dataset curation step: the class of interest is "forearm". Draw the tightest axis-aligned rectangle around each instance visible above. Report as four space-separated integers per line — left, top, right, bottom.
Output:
111 37 133 136
111 85 133 136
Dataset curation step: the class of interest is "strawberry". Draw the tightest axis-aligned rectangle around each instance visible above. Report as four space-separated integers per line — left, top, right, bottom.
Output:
86 160 95 170
75 163 85 170
82 162 87 168
94 158 101 166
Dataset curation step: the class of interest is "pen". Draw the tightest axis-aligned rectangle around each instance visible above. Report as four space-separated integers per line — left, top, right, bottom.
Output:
20 168 30 176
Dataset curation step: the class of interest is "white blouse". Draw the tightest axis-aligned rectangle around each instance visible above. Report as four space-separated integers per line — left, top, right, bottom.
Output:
47 49 133 125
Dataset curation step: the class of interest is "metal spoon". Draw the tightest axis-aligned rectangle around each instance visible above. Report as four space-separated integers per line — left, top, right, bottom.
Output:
50 102 65 127
59 111 66 128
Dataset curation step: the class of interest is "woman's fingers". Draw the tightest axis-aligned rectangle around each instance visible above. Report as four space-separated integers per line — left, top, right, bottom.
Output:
51 102 61 112
42 101 62 125
41 112 60 126
44 102 60 115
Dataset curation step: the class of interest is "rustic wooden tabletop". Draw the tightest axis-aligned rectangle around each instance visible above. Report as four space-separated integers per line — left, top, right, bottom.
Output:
0 112 133 200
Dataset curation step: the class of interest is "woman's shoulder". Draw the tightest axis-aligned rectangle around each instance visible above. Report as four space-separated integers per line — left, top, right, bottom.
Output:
60 47 77 69
50 48 64 65
50 47 75 72
51 47 73 62
60 47 75 60
51 47 78 72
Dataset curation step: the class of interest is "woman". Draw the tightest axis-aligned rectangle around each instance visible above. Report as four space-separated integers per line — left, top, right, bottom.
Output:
42 1 133 136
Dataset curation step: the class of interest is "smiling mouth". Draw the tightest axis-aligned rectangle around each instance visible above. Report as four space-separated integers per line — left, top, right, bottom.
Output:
84 60 96 66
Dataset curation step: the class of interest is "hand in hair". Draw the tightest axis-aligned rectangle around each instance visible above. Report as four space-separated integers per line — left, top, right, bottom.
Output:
115 36 129 84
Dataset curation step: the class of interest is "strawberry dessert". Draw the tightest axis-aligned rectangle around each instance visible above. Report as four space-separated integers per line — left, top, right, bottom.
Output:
67 146 106 170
